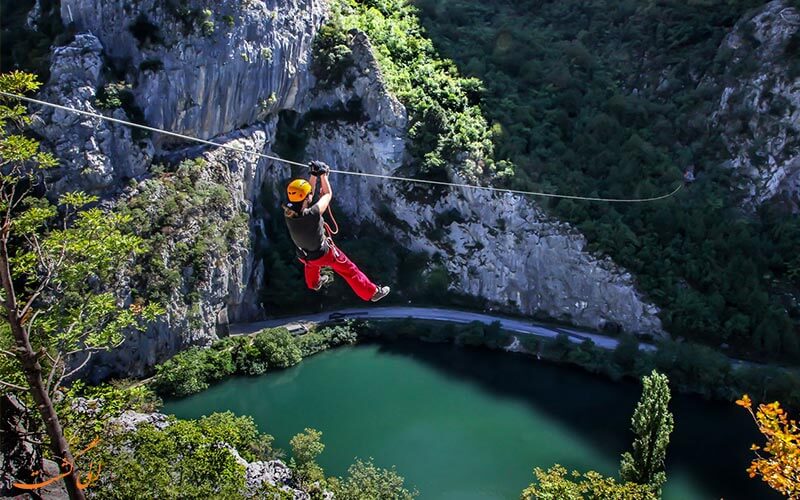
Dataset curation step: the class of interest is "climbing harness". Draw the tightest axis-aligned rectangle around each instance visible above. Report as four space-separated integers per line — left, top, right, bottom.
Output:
0 91 683 203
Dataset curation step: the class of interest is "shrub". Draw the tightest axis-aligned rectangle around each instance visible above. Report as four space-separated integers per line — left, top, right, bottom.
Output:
233 340 269 375
253 328 303 368
295 331 332 357
152 346 235 398
330 458 417 499
321 324 359 346
86 412 267 498
95 81 132 110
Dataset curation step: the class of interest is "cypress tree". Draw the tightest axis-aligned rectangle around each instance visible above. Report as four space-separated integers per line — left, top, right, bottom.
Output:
620 370 674 495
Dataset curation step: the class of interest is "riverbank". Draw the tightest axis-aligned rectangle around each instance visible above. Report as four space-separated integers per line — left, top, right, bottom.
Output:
163 339 779 499
231 307 800 409
355 318 800 409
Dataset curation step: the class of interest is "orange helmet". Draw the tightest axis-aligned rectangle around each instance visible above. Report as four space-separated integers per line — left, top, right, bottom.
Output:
287 179 312 202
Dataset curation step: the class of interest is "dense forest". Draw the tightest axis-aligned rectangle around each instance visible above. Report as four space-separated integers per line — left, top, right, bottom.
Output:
316 0 800 364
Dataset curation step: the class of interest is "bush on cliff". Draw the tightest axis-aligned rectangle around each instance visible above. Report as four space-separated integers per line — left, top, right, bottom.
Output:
85 412 272 499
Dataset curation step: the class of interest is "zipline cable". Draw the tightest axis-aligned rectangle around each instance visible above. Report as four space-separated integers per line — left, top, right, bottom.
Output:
1 91 683 203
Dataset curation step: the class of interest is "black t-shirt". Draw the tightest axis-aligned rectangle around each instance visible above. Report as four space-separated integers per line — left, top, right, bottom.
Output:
284 203 329 259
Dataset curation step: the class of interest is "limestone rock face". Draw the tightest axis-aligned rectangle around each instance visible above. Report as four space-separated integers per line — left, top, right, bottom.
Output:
303 31 663 335
1 395 44 497
108 409 172 433
31 1 320 380
33 33 153 196
60 0 327 141
244 460 315 499
29 0 670 384
86 122 279 381
711 0 800 209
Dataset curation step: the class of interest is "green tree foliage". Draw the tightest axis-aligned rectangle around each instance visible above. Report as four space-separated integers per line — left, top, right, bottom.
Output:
152 344 236 397
57 380 160 440
86 412 268 499
290 427 327 487
323 0 501 180
252 327 303 368
0 71 159 499
620 370 674 495
312 17 354 87
521 465 656 500
117 158 248 307
152 324 358 398
407 0 800 364
330 458 418 499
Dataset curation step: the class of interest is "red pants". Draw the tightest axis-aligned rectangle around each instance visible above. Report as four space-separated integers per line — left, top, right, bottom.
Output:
302 245 377 301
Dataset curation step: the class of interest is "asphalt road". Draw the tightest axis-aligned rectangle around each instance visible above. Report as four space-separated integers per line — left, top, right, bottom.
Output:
230 306 656 351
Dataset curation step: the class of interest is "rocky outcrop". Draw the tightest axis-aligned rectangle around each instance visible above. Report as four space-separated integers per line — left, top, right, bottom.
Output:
33 1 322 380
1 394 42 497
108 410 312 499
33 33 153 196
108 409 171 433
85 122 278 381
59 0 327 141
30 0 669 384
710 0 800 209
303 31 664 335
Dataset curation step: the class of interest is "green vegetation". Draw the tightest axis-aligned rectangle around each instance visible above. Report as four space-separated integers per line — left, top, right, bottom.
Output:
521 465 656 500
316 0 510 181
290 427 327 488
330 458 418 499
85 412 267 498
523 371 672 499
152 324 358 398
620 370 674 496
95 81 133 110
402 0 800 364
116 158 248 307
0 71 161 500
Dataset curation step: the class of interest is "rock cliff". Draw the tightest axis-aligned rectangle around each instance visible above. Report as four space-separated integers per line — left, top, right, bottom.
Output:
303 32 663 334
28 0 670 380
710 0 800 209
60 0 327 141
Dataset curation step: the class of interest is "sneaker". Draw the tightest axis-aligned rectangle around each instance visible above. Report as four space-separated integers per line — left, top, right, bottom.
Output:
312 275 332 291
371 285 390 302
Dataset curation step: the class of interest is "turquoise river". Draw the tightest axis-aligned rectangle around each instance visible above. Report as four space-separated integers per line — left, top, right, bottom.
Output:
164 339 777 499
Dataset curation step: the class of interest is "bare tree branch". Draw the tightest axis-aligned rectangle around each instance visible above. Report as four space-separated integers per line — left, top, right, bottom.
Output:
0 379 27 391
0 348 15 357
0 231 17 313
45 351 62 393
52 351 93 395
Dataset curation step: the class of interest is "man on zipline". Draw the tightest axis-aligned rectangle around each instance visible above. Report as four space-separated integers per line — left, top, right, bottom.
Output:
283 160 390 302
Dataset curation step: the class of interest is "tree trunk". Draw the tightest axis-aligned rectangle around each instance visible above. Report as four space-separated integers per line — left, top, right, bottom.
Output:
0 252 86 500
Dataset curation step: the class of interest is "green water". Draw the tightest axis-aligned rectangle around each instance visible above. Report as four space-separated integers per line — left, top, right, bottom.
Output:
164 341 776 499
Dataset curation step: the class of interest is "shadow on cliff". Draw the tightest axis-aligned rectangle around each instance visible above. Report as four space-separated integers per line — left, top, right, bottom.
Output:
367 338 777 500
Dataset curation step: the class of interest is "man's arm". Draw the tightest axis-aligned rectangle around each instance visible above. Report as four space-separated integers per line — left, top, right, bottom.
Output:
314 173 332 214
308 174 318 195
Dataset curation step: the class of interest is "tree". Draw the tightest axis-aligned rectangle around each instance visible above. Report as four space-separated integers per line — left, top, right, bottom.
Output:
620 370 674 495
737 394 800 498
0 71 159 498
290 427 326 487
330 458 418 500
521 465 656 500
